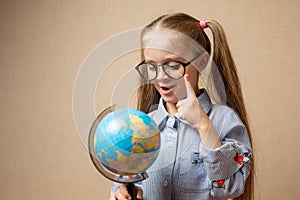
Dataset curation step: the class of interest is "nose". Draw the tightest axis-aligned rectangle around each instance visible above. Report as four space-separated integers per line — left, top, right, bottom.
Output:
155 65 168 80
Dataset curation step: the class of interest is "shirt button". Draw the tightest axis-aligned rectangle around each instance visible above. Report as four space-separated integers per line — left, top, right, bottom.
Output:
168 141 174 147
163 180 168 187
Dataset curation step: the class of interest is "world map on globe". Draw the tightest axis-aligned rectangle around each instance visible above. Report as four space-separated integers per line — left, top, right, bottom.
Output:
94 109 160 175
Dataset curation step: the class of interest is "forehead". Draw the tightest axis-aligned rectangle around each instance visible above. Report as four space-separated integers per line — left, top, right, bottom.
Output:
142 28 201 60
143 48 181 62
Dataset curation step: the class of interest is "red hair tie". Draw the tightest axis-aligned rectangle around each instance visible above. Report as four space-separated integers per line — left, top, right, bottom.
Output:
199 20 207 29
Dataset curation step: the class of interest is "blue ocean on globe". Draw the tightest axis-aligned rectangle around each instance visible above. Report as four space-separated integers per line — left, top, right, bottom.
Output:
94 109 160 175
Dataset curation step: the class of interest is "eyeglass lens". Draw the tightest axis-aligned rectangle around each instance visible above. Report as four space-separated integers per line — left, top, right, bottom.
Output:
139 63 184 80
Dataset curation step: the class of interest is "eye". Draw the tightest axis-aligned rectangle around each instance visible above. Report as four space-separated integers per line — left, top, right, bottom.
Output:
146 63 156 71
165 61 182 70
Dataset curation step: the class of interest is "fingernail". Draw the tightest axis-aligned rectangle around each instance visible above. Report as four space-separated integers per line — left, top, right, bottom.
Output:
185 74 189 80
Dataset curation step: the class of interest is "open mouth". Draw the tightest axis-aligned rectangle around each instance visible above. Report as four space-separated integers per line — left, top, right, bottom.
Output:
159 85 174 95
161 86 171 91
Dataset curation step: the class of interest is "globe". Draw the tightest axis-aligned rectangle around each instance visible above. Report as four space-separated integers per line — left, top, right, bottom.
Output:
92 108 160 176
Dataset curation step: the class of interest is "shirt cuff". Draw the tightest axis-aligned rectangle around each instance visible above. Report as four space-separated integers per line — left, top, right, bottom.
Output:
199 141 245 180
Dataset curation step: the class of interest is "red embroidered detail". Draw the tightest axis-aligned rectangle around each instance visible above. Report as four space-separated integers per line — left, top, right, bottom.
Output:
213 179 226 189
236 155 244 165
216 179 225 186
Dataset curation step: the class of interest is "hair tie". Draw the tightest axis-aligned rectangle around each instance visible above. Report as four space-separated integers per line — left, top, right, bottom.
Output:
199 20 207 29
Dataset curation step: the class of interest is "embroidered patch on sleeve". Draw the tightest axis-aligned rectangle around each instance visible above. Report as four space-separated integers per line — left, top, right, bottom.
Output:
213 179 225 189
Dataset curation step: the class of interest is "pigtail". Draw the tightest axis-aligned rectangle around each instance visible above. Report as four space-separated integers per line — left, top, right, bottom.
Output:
206 20 247 130
206 19 254 200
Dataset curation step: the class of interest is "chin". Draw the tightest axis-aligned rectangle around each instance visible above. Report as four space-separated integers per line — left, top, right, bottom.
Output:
161 95 179 104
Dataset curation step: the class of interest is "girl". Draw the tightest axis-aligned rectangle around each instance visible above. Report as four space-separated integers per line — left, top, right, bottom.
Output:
110 13 253 200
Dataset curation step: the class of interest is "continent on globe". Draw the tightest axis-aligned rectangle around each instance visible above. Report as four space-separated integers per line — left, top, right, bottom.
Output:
93 109 160 175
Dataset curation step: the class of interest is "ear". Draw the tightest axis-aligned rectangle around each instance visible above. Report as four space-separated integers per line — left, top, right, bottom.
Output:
197 52 209 72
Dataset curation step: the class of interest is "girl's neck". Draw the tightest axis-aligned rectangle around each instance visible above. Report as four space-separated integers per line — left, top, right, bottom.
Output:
166 103 178 114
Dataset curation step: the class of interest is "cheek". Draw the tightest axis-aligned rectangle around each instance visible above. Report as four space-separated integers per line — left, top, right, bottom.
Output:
153 83 159 91
186 67 199 88
173 79 187 100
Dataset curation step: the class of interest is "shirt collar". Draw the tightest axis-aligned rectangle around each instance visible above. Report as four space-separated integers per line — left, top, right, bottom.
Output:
150 89 213 127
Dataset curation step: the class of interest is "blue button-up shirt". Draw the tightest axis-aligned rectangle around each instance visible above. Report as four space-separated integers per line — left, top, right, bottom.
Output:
112 90 252 200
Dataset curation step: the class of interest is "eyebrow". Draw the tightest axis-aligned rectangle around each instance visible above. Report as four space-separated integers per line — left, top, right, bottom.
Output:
144 56 184 64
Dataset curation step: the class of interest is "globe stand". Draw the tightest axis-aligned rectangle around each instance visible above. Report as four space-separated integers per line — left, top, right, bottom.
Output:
88 105 150 200
126 183 137 200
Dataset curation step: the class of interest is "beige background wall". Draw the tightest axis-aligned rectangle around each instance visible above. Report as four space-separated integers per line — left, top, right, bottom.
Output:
1 0 299 199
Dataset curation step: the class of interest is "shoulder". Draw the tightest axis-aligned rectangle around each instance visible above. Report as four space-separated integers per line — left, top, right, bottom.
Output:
209 104 247 140
148 109 157 117
210 104 243 124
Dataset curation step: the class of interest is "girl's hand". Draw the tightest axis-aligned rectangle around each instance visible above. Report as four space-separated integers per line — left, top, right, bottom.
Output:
109 184 143 200
176 74 208 129
176 74 221 149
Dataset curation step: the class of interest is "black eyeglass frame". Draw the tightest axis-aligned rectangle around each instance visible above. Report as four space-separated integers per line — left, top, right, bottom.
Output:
135 52 202 81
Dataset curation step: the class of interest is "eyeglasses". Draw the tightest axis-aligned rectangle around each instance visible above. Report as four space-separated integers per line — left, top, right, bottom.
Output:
135 53 202 81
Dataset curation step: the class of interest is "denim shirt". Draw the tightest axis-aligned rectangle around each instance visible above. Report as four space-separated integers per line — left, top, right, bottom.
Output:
111 91 252 200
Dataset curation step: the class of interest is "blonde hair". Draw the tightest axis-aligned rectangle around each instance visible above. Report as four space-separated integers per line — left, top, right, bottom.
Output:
137 13 254 200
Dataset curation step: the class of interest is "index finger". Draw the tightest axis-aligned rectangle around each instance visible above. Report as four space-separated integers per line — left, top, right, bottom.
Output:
184 74 196 97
